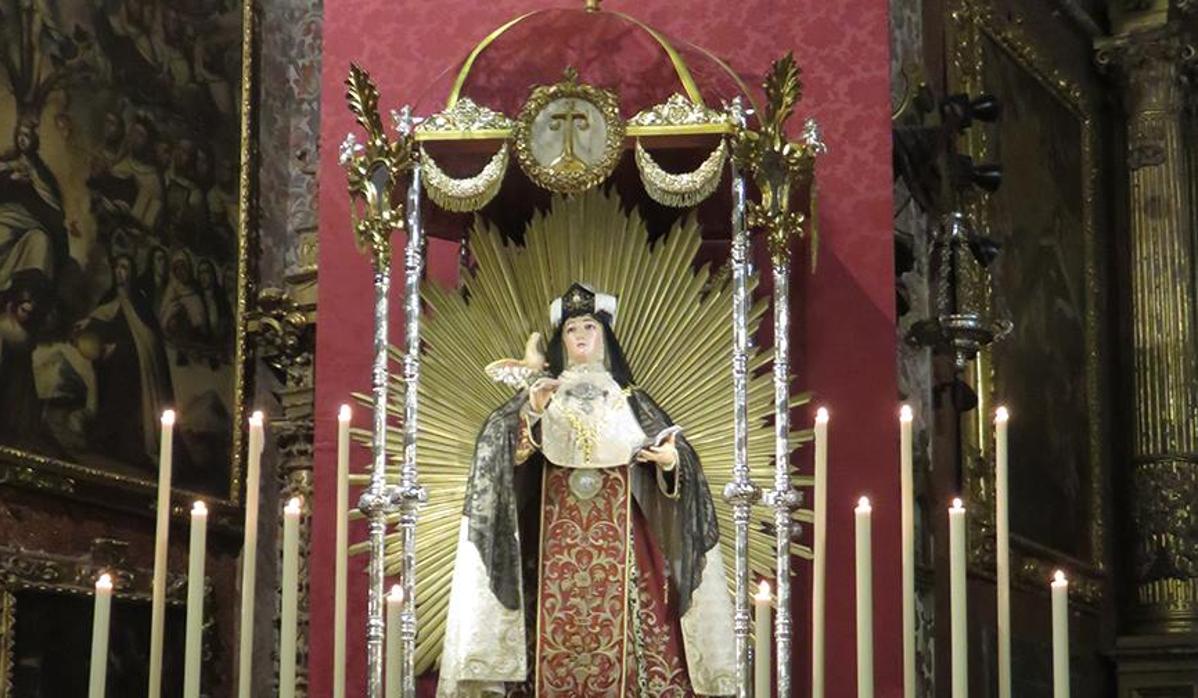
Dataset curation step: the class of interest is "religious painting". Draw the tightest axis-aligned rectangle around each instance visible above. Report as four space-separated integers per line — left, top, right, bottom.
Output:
3 589 187 698
0 0 251 503
978 31 1101 565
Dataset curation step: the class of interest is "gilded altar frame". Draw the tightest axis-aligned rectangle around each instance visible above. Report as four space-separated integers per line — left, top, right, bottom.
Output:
0 0 257 517
0 542 193 697
948 0 1107 605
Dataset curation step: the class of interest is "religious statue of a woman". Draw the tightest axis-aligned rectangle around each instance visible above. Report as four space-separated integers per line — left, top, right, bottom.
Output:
438 283 736 697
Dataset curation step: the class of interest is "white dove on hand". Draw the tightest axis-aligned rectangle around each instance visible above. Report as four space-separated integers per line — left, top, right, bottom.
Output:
484 332 548 390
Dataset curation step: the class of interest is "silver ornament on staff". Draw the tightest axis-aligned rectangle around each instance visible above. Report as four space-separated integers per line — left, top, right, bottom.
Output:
723 95 762 698
339 66 423 698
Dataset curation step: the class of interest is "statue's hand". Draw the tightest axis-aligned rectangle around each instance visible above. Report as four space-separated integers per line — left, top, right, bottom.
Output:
635 433 678 469
529 377 561 413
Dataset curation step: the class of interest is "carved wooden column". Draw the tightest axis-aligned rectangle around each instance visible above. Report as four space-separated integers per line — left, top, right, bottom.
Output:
1096 6 1198 695
252 250 316 696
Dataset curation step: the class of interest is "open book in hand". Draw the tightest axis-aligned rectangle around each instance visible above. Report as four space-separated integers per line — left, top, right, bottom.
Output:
630 425 683 463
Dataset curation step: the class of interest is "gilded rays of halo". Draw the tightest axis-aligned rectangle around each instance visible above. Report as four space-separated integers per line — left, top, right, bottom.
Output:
350 188 811 673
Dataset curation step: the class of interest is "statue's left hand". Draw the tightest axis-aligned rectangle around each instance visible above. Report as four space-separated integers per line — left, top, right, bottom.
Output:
635 433 677 469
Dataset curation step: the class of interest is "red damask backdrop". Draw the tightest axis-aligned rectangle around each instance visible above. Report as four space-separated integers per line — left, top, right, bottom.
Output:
313 1 898 696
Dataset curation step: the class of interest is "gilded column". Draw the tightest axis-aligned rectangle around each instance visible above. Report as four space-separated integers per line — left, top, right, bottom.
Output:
1097 23 1198 637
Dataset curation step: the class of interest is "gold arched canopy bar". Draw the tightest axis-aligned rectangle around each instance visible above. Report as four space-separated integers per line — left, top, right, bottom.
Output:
446 8 706 109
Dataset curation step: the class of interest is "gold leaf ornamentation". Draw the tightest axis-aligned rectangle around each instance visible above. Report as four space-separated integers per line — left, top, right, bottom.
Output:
416 97 514 135
512 67 626 194
629 93 730 128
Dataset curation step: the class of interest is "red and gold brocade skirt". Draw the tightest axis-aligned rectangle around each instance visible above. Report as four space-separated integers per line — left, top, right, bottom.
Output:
535 463 693 697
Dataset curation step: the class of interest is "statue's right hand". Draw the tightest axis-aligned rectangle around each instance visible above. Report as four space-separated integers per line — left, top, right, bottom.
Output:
529 377 561 413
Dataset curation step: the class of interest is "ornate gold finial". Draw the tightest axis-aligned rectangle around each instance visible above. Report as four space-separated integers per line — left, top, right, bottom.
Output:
585 0 601 12
340 64 416 271
732 53 824 268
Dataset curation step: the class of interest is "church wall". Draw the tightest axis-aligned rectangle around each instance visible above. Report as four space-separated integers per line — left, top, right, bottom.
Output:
892 0 1121 695
312 1 896 697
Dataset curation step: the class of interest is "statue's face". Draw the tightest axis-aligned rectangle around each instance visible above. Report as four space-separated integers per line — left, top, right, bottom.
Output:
563 315 604 366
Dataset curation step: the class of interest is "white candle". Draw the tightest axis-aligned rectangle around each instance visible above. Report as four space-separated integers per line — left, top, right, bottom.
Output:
148 409 174 698
386 584 403 698
949 498 968 698
899 405 915 698
995 407 1011 698
184 501 208 698
754 580 772 698
335 404 351 698
1052 571 1070 698
812 407 829 698
280 497 302 698
88 573 113 698
855 497 874 698
237 411 264 698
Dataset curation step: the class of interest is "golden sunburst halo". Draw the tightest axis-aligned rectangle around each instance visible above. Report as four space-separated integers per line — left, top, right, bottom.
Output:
349 188 812 673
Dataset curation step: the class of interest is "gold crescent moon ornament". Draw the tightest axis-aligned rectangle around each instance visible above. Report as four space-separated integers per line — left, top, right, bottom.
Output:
635 137 728 208
421 143 509 212
349 189 812 673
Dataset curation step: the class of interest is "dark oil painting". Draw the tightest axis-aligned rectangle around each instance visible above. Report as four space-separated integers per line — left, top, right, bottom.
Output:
982 34 1094 561
0 0 244 497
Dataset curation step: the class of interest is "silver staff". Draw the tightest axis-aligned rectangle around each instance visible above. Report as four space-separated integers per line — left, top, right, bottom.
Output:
723 97 762 698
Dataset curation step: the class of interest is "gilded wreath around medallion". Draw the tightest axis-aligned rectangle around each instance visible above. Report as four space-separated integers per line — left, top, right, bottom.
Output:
513 67 626 194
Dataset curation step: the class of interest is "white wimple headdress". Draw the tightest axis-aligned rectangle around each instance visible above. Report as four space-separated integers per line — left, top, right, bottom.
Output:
548 282 618 328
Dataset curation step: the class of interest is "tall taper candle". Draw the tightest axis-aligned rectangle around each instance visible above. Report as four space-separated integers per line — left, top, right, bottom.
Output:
335 404 351 698
812 407 829 698
88 573 113 698
949 498 968 698
148 409 175 698
386 584 403 698
1052 571 1070 698
237 411 264 698
183 502 208 698
754 580 772 697
855 497 874 698
280 497 301 698
995 407 1011 698
900 405 915 698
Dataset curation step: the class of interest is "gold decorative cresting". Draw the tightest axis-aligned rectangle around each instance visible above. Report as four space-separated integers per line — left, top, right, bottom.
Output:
1096 27 1198 634
732 53 824 267
340 64 416 270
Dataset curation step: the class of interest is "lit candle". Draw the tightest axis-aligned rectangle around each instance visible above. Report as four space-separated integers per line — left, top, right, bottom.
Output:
855 497 874 698
812 407 829 698
949 498 968 698
148 409 175 698
1052 571 1070 698
386 584 403 698
754 580 772 698
237 411 264 698
184 501 208 698
995 407 1011 698
335 404 351 698
88 573 113 698
280 497 302 698
899 405 915 698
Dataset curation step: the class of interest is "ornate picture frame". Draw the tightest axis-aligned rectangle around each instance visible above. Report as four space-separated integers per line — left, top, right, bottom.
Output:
948 1 1107 605
513 67 626 194
0 541 192 696
0 0 256 512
